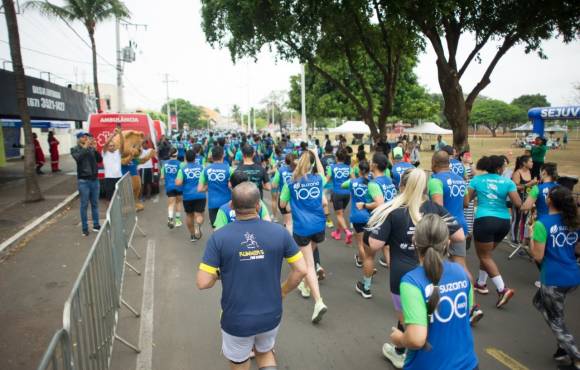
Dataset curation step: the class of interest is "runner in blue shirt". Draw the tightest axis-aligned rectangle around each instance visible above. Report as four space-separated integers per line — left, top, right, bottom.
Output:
197 145 233 228
320 144 336 228
529 186 580 368
197 182 307 369
388 214 478 370
175 149 205 242
327 148 352 242
466 155 522 308
161 148 184 229
271 153 296 234
280 150 328 324
521 162 559 217
391 152 414 189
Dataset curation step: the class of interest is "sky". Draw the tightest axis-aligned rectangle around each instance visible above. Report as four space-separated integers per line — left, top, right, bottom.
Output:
1 0 579 117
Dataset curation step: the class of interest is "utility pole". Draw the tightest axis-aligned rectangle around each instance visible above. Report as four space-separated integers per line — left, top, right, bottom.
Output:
115 18 123 112
301 64 307 140
162 73 177 131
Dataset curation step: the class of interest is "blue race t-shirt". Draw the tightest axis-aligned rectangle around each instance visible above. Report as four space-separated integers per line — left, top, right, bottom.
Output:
468 173 516 219
202 163 232 209
534 214 580 287
401 261 478 370
163 159 182 192
348 177 371 224
392 162 414 189
278 165 293 192
373 175 397 202
329 163 351 195
429 171 468 234
180 163 205 201
449 158 465 179
121 159 139 176
282 174 326 237
532 182 558 217
200 219 301 336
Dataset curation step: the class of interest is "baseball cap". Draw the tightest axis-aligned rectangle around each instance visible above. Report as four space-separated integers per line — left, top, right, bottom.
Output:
392 146 403 159
441 145 454 155
76 131 90 139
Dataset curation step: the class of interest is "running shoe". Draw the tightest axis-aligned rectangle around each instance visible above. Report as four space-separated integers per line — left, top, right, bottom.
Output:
344 229 353 244
316 263 326 281
167 218 174 229
534 281 541 288
496 288 515 308
331 229 341 240
297 281 311 298
311 300 327 324
379 255 389 268
190 235 196 243
92 225 101 232
174 217 183 227
326 219 334 228
552 346 568 362
469 303 484 326
354 254 362 268
82 230 89 237
382 343 405 369
473 282 489 294
355 281 372 299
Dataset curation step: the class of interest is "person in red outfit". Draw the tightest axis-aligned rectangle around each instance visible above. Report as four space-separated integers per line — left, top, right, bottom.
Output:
33 132 45 174
48 131 60 172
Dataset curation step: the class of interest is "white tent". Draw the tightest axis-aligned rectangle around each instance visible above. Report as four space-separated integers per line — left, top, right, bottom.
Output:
404 121 452 135
511 122 533 132
545 124 568 132
329 120 370 134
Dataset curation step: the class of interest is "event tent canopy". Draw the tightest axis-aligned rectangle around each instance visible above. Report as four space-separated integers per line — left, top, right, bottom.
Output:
545 124 568 132
329 120 370 134
511 122 533 132
404 121 452 135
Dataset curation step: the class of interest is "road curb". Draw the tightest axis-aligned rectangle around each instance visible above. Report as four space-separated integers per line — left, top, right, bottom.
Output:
0 191 79 255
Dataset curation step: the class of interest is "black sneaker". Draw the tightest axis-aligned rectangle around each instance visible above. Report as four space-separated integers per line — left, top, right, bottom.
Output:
354 254 362 268
552 346 568 362
92 225 101 232
379 255 389 268
82 230 89 237
167 218 174 229
190 235 196 243
355 281 372 299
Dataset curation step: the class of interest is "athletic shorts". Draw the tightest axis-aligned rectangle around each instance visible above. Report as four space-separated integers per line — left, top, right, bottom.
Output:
208 207 220 228
352 222 367 234
278 198 290 215
473 217 511 244
449 240 467 258
183 198 206 214
293 231 325 247
104 177 120 200
139 168 153 185
221 325 280 363
332 193 350 210
166 189 182 197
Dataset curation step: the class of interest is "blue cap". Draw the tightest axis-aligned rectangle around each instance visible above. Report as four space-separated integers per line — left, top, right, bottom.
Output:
76 131 90 139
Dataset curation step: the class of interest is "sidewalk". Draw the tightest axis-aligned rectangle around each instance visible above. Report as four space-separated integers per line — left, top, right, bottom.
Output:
0 155 78 245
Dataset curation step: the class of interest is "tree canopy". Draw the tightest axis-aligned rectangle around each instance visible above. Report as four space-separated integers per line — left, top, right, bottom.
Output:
470 98 526 136
161 99 203 130
511 94 551 113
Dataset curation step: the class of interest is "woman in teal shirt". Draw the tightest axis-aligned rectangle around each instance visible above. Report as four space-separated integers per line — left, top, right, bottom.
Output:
465 155 521 309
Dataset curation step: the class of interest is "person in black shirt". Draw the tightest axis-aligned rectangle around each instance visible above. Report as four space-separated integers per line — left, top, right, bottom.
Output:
71 132 102 236
237 144 271 199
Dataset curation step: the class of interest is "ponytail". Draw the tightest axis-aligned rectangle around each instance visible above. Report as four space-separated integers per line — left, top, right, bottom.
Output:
413 214 449 316
549 186 579 229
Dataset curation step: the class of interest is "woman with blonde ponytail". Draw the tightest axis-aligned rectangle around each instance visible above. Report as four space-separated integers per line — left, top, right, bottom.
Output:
389 214 478 370
279 150 328 324
363 168 466 368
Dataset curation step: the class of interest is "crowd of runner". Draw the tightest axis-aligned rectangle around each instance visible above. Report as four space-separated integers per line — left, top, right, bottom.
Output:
150 129 579 370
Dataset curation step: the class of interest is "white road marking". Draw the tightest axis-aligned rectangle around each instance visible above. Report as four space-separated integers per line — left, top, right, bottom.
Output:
136 239 156 370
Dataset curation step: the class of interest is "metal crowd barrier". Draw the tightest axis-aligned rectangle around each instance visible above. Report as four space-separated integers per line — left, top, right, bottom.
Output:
37 173 145 370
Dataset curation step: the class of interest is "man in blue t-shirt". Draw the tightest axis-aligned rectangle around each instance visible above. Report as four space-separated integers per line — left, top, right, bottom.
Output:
391 152 414 189
197 182 307 369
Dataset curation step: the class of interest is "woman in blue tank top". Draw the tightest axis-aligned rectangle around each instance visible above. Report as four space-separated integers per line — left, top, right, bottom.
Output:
279 150 328 324
530 186 580 368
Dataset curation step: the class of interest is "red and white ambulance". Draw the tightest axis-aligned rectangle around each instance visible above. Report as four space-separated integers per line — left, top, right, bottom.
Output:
87 113 161 193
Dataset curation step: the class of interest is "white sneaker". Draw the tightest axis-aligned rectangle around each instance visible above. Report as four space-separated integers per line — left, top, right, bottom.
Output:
297 281 311 298
382 343 405 369
534 280 541 288
311 300 327 324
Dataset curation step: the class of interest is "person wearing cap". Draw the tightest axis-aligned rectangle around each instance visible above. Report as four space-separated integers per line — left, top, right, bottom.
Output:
391 147 414 190
434 135 447 152
441 145 465 179
71 131 102 236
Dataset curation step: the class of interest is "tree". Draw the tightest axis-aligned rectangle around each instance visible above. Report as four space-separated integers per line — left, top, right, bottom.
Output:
231 104 241 125
511 94 551 113
161 99 202 130
201 0 420 139
470 98 526 137
397 0 579 149
25 0 130 111
3 0 42 202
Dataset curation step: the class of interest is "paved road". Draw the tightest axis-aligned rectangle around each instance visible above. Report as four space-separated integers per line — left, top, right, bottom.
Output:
107 192 579 370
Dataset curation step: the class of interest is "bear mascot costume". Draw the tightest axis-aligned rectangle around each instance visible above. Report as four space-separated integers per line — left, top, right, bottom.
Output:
114 130 155 211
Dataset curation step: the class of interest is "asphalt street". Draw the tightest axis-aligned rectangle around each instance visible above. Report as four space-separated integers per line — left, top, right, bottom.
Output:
103 190 580 370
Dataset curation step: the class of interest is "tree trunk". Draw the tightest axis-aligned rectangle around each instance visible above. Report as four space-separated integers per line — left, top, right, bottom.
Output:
490 127 497 137
2 0 43 202
436 59 470 151
88 28 101 111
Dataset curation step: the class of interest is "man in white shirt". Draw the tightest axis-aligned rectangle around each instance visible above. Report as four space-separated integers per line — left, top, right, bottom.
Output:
102 128 123 200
